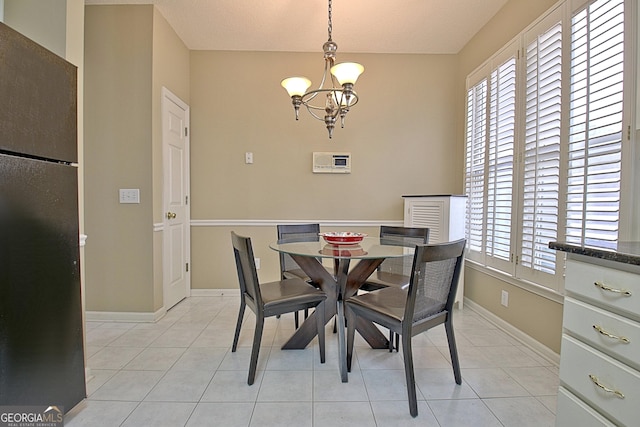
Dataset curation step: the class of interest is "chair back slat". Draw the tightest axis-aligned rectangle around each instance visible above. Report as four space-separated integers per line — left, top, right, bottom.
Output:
231 231 263 307
277 224 320 275
406 239 465 323
378 226 429 277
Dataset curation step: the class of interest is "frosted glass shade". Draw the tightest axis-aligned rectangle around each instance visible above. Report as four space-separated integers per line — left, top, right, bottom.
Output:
330 62 364 85
281 77 312 97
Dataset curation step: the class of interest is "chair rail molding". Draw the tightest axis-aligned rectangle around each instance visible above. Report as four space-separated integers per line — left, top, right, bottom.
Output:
190 219 404 227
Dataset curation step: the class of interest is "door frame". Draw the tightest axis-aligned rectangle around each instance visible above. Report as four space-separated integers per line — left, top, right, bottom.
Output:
161 86 191 310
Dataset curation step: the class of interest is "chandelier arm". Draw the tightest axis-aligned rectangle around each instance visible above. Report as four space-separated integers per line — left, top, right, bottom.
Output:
303 91 321 105
301 89 359 110
305 105 325 122
303 59 332 105
318 58 331 90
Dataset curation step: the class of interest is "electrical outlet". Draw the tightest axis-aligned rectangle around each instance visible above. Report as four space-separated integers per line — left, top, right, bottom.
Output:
501 290 509 307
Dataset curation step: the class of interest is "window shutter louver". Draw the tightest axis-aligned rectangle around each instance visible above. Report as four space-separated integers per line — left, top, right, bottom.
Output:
566 0 623 246
465 81 487 254
520 22 562 276
486 59 516 262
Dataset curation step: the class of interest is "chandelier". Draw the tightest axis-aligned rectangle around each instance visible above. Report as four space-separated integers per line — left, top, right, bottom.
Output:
281 0 364 139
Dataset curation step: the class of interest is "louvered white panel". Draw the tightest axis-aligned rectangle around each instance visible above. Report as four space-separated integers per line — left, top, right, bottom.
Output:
486 57 516 263
465 80 487 255
404 196 467 308
565 0 623 247
520 19 562 277
409 204 443 242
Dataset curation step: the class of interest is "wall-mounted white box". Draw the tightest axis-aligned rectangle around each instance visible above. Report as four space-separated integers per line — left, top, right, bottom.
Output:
312 152 351 173
119 188 140 204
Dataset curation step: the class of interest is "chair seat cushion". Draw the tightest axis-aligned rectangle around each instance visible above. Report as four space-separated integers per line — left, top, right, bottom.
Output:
347 287 407 323
348 286 444 324
261 278 326 311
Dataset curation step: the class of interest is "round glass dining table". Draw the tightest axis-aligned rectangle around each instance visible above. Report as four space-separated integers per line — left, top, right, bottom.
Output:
269 237 414 382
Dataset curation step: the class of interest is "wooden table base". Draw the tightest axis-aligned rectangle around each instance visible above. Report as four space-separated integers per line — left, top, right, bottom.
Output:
281 254 388 382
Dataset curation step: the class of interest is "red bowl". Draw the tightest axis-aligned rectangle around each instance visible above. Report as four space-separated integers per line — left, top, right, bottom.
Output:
319 232 367 245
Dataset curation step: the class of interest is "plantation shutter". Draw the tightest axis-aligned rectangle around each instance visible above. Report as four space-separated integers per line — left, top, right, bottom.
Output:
486 58 516 265
465 78 487 258
566 0 623 246
519 16 563 282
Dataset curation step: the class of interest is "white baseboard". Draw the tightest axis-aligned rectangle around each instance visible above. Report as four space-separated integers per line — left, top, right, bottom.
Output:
85 307 166 323
463 297 560 366
86 291 240 322
190 288 240 297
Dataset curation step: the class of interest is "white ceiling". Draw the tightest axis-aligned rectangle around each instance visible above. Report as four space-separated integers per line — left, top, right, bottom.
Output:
84 0 509 54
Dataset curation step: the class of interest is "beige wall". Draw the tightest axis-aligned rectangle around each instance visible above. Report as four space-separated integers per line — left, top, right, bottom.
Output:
3 0 67 58
188 51 461 289
84 4 190 313
465 267 564 353
84 5 154 312
456 0 562 353
190 52 461 220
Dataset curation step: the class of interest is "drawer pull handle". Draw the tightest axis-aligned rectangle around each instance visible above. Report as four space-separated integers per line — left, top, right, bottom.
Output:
588 374 625 399
594 281 632 296
593 325 630 344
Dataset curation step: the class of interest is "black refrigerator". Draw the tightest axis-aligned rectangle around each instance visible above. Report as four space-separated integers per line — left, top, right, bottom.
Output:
0 23 86 411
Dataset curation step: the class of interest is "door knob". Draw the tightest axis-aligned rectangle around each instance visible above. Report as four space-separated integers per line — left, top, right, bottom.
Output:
166 212 177 220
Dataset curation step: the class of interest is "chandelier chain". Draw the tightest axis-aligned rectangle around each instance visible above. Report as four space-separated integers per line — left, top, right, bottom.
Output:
327 0 332 41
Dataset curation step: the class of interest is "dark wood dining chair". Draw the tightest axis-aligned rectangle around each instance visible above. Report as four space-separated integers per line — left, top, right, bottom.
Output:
360 226 429 350
360 226 430 292
277 223 324 328
277 223 320 281
231 231 327 385
345 239 466 417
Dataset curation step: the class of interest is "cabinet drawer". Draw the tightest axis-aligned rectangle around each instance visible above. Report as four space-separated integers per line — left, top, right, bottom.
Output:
556 387 616 427
565 260 640 320
559 335 640 427
563 297 640 371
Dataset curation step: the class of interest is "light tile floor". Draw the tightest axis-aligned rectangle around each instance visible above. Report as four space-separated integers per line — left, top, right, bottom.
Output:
65 296 559 426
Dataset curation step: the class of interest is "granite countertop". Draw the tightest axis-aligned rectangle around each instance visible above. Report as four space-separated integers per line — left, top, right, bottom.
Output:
549 241 640 266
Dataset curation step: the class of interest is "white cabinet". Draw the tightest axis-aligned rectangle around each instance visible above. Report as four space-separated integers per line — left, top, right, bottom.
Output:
556 256 640 427
403 195 467 307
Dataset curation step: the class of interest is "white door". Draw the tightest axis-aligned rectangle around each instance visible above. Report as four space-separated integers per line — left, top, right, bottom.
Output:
162 88 190 310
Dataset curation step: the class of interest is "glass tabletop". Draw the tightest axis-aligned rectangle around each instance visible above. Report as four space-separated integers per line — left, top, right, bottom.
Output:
270 236 415 260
